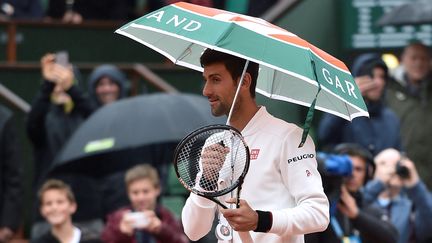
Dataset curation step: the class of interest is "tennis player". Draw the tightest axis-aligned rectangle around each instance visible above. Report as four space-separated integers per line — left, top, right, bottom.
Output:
181 49 329 243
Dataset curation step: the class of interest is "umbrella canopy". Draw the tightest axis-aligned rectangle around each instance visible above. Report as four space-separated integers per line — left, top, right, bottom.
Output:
115 2 368 122
52 93 224 177
378 0 432 26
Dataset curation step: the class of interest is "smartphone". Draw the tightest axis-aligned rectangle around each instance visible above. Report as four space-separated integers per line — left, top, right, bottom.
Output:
125 212 149 228
55 51 69 67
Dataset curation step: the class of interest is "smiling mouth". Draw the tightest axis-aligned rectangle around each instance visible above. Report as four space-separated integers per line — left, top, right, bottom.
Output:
208 99 218 106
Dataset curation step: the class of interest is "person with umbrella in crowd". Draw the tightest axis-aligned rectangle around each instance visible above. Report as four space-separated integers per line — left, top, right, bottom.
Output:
318 53 402 156
26 53 102 241
101 164 188 243
181 49 329 242
87 64 133 219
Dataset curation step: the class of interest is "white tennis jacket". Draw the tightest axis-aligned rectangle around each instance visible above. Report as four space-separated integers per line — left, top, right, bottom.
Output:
182 107 329 243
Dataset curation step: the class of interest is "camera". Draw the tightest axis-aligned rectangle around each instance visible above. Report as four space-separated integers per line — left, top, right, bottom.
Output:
396 161 410 179
316 152 352 207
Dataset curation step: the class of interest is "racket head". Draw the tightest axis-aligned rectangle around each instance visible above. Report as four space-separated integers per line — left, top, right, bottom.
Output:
173 124 250 199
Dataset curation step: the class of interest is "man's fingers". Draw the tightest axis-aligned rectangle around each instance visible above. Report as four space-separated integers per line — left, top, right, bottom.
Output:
225 198 238 204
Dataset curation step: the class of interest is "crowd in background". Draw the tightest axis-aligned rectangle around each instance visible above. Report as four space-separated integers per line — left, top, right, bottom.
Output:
0 1 431 243
0 0 277 23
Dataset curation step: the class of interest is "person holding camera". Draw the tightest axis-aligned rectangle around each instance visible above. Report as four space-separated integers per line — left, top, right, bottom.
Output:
27 52 102 240
101 164 188 243
363 148 432 243
306 143 398 243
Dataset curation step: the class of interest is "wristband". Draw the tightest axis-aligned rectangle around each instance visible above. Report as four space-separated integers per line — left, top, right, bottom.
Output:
254 210 273 232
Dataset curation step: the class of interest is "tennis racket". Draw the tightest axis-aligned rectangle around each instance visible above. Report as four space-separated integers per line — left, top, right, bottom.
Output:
173 124 250 209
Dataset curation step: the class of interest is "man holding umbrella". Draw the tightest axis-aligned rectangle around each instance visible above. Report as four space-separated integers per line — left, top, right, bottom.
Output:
181 49 329 242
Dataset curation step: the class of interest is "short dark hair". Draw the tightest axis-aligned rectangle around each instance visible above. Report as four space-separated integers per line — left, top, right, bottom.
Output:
200 49 259 98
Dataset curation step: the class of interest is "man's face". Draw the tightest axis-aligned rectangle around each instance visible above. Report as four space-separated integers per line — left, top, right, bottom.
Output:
402 45 431 83
40 189 76 226
95 77 120 105
344 155 367 192
128 178 160 212
364 67 386 101
202 63 239 117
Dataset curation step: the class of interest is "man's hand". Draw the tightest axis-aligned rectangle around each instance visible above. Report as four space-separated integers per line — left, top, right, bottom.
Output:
41 53 57 82
119 211 135 236
338 185 359 219
355 75 376 95
139 210 162 234
41 53 74 90
200 143 229 189
220 198 258 232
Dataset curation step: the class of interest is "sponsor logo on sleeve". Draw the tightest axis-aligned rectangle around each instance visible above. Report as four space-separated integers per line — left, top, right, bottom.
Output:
250 149 260 160
287 154 314 164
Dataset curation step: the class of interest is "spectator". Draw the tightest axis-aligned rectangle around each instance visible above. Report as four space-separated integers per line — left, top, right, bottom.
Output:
0 0 43 19
87 64 131 217
26 53 102 240
386 42 432 188
31 179 101 243
306 143 398 243
0 104 22 243
46 0 133 24
363 148 432 243
101 164 188 243
318 53 402 156
87 64 129 109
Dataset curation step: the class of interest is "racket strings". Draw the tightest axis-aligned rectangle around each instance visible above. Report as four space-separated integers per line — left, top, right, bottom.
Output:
176 128 248 195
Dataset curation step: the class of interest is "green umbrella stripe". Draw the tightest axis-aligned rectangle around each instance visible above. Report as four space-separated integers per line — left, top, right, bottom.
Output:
256 88 367 121
117 24 320 84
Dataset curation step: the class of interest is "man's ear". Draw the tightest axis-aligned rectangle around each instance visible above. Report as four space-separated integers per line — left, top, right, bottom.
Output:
241 73 252 90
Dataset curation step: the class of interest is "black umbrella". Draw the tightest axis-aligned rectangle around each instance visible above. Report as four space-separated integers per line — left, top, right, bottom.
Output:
378 0 432 26
51 93 224 177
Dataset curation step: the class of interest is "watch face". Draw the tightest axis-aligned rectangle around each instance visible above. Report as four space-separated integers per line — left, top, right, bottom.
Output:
220 225 230 236
216 223 232 240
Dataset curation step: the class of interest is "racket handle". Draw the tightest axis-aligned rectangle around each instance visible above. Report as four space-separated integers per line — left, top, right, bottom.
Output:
238 231 253 243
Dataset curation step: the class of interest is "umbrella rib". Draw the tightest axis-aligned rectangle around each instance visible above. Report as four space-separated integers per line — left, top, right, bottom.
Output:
177 42 195 63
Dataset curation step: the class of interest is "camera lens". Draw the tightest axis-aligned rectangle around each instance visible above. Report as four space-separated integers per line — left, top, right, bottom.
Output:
396 162 410 179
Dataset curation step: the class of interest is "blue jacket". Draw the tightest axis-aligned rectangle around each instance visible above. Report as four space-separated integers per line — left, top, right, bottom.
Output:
318 100 402 155
363 180 432 243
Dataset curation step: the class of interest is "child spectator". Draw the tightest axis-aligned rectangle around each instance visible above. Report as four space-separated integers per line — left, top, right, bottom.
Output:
101 164 188 243
31 179 101 243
